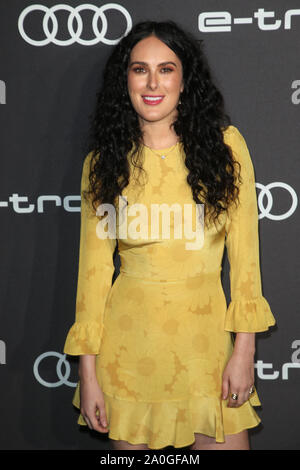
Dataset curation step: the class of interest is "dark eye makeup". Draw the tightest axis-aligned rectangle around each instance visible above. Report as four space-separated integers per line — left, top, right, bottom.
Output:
132 67 174 73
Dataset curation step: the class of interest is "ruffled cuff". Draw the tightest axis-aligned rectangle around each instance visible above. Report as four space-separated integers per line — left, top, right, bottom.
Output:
224 296 276 333
63 321 104 355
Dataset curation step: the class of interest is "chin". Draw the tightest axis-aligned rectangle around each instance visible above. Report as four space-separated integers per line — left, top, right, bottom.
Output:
142 114 169 123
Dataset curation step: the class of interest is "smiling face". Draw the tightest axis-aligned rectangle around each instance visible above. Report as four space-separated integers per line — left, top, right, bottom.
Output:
127 35 184 127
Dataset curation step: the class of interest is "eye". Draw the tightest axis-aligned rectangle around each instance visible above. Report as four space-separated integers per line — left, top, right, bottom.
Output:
131 66 174 73
132 67 145 73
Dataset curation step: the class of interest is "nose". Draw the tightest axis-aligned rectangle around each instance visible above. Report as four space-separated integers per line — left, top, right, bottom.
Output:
147 70 159 90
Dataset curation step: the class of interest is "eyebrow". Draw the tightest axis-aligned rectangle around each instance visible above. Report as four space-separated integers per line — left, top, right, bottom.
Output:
129 61 177 67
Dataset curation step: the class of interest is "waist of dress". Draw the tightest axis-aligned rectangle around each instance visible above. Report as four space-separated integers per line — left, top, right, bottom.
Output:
119 267 222 283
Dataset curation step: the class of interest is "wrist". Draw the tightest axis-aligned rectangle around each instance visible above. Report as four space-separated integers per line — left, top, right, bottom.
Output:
232 346 255 358
78 354 97 381
79 369 98 382
233 332 256 356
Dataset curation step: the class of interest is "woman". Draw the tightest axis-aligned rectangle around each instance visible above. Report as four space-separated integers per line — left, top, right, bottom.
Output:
63 20 276 451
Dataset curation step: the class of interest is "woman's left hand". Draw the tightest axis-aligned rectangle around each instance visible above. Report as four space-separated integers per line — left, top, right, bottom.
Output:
221 351 255 408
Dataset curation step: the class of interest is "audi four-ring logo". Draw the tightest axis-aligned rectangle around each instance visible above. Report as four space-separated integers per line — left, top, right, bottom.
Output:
33 351 77 387
18 3 132 46
256 182 298 220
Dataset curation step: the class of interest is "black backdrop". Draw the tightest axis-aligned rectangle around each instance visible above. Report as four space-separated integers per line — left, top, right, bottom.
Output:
0 0 299 450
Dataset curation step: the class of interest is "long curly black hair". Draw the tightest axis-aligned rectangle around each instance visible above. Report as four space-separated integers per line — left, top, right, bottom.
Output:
85 20 241 230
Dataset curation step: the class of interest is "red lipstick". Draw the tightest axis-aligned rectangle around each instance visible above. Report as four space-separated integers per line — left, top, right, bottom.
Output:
142 95 164 105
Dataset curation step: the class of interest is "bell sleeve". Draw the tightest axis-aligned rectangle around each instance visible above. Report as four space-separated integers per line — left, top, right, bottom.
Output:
63 151 117 355
223 126 276 333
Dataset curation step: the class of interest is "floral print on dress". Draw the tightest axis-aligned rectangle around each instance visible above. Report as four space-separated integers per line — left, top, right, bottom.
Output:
63 125 276 448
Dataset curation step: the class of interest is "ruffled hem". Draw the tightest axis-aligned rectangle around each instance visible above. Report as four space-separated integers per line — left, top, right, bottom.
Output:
63 321 104 355
70 384 262 449
224 296 276 333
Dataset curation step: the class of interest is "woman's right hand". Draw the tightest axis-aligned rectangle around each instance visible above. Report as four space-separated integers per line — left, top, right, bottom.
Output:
79 375 109 433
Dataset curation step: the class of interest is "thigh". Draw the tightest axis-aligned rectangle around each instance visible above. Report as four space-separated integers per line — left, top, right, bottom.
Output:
110 438 150 450
189 430 250 450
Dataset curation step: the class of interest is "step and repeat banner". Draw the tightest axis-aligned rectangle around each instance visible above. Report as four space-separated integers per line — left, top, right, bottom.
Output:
0 0 299 450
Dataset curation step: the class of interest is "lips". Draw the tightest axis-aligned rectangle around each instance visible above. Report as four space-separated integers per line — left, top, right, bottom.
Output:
142 95 164 105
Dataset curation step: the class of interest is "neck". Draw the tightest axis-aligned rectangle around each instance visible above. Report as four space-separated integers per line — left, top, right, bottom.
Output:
139 115 179 150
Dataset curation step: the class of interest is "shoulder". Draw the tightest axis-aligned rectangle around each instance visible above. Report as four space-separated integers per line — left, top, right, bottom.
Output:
82 150 95 172
222 124 246 146
81 149 101 179
222 125 255 180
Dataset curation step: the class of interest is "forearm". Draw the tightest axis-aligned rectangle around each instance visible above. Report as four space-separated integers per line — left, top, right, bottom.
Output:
233 332 256 356
79 354 97 381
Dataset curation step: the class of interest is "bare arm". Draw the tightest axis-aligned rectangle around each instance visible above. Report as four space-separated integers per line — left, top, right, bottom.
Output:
233 332 256 357
78 354 109 432
79 354 97 380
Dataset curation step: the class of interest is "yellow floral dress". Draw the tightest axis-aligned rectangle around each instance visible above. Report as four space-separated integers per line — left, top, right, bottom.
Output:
63 124 276 449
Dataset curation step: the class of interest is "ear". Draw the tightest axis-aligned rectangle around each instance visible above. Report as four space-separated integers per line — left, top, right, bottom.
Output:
180 81 184 93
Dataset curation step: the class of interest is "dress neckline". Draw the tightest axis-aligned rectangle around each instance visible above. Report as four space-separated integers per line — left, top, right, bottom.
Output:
142 142 180 153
